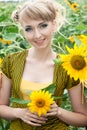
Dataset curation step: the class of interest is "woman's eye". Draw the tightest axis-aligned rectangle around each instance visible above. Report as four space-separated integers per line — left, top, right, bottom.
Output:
25 27 32 32
40 24 48 28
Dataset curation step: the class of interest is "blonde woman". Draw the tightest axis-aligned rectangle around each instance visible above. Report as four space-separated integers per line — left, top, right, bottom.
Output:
0 0 87 130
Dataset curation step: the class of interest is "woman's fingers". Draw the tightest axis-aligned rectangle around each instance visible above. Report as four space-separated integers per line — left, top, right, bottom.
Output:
23 119 42 126
26 111 47 121
28 116 46 124
46 102 59 116
20 108 47 126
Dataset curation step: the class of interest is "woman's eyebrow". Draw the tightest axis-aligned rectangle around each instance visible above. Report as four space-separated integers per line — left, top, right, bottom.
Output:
25 21 46 28
39 21 46 26
25 25 31 28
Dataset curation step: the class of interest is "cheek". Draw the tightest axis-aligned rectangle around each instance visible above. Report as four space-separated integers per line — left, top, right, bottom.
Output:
45 26 55 36
24 32 33 41
46 30 54 38
42 28 54 37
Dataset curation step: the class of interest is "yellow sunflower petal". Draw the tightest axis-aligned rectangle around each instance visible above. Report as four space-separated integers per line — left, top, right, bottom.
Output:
28 90 54 116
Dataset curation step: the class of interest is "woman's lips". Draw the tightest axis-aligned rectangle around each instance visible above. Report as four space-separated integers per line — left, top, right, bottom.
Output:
35 39 45 45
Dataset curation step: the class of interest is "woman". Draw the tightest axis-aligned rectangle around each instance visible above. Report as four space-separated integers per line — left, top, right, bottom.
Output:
0 0 87 130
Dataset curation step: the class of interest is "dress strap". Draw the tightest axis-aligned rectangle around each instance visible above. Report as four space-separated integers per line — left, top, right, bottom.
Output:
0 71 2 89
81 80 87 104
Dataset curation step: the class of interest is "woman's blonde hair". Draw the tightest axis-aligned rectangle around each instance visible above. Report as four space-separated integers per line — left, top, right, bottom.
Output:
12 0 66 31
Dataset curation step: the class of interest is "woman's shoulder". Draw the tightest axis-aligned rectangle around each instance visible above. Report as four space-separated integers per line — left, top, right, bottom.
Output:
1 49 28 67
3 49 28 63
8 49 28 58
0 49 28 78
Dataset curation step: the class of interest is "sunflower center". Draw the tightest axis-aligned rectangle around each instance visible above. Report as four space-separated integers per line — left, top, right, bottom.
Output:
73 5 77 8
36 99 45 108
70 55 86 70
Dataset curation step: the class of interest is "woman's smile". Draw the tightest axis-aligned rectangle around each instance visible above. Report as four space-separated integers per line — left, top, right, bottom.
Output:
34 38 46 46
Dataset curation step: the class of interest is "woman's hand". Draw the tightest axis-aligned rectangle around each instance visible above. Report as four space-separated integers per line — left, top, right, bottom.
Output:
46 102 61 117
17 108 47 126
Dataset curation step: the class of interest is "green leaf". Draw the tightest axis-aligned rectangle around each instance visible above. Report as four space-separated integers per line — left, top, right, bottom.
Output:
75 24 87 31
42 83 56 95
0 118 4 129
10 97 30 104
3 33 17 41
4 120 11 130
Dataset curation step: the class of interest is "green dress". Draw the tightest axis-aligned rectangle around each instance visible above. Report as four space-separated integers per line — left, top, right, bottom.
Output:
1 50 79 130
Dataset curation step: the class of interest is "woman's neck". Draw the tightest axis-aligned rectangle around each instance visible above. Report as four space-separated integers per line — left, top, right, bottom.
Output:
28 46 56 62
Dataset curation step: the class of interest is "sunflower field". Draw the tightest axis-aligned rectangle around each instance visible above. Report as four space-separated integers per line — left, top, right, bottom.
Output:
0 0 87 130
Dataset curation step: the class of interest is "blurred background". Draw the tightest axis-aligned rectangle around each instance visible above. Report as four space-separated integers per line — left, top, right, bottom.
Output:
0 0 87 130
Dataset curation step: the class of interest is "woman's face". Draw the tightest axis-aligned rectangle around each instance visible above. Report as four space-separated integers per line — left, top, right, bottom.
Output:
21 18 56 49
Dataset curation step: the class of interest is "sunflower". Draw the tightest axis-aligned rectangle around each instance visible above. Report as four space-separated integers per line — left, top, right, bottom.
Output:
69 35 87 47
0 38 12 45
59 44 87 81
27 90 54 116
70 3 79 11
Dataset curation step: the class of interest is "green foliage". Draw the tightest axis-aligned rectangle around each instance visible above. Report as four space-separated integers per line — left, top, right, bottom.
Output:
0 3 31 59
53 0 87 53
0 118 11 130
10 97 29 105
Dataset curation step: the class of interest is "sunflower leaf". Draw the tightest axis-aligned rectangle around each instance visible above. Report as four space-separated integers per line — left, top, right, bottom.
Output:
42 83 56 95
53 93 67 100
10 97 30 104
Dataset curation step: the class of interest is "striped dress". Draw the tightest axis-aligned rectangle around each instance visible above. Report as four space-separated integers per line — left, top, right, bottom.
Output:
1 50 79 130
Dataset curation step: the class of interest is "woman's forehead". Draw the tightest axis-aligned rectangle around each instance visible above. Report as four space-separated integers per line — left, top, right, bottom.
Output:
20 18 48 27
19 11 53 24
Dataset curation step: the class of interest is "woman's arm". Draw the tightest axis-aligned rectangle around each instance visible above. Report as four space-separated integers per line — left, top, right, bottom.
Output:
0 73 20 120
0 73 47 126
47 83 87 127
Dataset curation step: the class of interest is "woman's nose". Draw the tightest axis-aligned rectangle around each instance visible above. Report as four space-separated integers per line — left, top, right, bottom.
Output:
33 29 41 38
